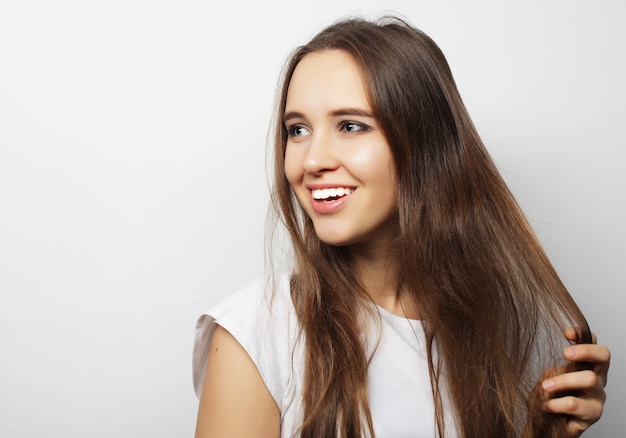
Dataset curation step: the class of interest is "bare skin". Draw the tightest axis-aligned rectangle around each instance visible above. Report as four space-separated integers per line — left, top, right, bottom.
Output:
349 230 417 319
542 329 610 437
195 326 280 438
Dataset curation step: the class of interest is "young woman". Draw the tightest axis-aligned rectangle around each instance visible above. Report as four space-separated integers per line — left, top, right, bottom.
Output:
193 16 610 437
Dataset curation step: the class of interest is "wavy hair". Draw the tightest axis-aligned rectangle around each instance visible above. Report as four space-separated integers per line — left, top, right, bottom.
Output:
269 16 591 437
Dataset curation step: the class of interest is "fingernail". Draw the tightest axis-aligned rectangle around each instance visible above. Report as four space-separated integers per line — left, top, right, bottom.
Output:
564 347 577 360
542 379 555 390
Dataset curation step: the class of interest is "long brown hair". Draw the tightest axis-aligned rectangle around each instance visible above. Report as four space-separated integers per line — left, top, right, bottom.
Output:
270 16 591 437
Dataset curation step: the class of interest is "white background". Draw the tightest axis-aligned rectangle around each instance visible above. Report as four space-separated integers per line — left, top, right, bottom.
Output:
0 1 623 436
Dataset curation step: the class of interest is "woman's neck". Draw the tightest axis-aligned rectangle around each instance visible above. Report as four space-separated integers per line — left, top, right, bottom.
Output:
349 241 418 319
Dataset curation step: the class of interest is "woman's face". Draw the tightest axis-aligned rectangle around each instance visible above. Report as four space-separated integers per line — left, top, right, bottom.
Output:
283 49 398 249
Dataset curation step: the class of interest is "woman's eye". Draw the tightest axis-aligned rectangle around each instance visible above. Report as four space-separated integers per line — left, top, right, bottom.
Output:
287 125 310 137
340 121 368 133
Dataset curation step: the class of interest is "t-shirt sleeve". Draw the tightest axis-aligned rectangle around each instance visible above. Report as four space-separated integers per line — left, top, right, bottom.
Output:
192 274 298 411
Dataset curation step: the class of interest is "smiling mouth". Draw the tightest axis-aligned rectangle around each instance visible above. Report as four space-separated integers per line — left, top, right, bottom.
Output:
311 187 355 202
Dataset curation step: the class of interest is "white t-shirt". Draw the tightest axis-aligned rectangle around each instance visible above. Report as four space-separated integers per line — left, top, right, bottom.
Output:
193 274 458 437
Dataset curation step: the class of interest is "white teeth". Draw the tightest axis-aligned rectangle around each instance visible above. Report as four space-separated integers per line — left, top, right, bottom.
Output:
312 187 353 200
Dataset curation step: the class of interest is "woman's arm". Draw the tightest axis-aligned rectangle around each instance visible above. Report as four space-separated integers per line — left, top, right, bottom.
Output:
541 328 610 437
195 325 281 438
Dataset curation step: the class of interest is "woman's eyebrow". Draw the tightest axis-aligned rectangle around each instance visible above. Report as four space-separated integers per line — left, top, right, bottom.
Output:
329 107 374 118
283 111 305 124
283 108 374 123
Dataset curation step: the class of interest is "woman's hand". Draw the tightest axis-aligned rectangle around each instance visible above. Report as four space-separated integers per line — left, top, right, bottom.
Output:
541 328 610 436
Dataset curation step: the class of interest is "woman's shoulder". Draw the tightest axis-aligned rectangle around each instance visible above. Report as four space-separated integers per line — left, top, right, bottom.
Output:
192 272 300 405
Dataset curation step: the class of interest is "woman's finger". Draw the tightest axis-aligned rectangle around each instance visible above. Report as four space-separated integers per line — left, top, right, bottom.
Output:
543 370 604 398
543 395 603 427
563 344 610 385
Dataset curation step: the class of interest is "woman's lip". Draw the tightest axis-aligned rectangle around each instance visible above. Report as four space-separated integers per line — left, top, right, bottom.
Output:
309 188 354 214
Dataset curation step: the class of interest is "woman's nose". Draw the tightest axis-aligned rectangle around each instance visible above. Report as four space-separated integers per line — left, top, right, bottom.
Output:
302 132 339 175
